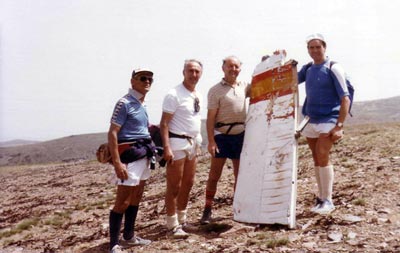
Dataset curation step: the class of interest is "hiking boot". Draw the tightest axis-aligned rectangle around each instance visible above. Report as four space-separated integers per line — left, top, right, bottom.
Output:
110 245 125 253
121 236 151 246
310 197 323 213
200 207 212 225
314 199 335 215
169 225 189 239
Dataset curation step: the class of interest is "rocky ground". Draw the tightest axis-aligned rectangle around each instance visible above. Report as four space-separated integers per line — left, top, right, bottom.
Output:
0 122 399 253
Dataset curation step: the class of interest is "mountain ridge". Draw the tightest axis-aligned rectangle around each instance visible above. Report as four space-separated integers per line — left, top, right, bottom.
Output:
0 96 398 166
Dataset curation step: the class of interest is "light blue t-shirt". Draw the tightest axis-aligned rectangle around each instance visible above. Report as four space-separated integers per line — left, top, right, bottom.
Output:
298 59 349 123
111 88 150 142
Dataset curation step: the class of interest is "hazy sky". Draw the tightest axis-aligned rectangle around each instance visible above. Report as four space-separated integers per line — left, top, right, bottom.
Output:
1 0 399 142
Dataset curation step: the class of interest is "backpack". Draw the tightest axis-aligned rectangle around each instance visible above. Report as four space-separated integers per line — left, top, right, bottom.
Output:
303 61 354 116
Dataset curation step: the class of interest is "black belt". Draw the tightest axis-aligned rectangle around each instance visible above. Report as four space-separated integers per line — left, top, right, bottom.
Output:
169 132 193 144
215 122 244 135
118 138 151 145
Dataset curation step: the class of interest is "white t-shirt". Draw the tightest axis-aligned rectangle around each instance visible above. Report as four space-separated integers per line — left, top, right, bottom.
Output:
162 83 203 147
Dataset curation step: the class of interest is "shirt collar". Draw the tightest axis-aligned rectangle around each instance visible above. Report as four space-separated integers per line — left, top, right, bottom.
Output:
128 88 144 101
221 78 239 87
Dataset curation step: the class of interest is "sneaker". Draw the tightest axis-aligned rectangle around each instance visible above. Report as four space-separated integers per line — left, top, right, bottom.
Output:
310 197 323 213
121 236 151 246
110 245 125 253
314 199 335 215
200 207 212 224
170 225 189 239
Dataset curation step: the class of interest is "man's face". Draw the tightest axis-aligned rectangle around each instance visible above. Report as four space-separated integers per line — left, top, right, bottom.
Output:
307 39 326 63
222 58 241 80
183 62 202 86
131 74 153 95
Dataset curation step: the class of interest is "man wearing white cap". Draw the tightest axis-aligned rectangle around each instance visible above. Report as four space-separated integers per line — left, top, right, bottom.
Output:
298 33 351 215
108 68 155 253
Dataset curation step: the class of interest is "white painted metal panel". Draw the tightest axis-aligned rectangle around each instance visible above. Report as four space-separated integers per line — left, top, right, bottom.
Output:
233 55 299 228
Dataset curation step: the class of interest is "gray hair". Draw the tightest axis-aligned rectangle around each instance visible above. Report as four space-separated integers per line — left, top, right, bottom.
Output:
222 55 242 66
184 59 203 70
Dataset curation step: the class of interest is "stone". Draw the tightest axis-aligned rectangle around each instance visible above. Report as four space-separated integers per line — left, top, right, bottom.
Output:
328 231 343 242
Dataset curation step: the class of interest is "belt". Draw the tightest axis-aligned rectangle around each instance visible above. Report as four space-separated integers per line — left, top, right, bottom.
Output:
169 132 193 145
215 122 244 135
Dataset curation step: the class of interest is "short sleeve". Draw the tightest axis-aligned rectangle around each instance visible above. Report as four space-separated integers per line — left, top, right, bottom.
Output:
330 63 349 98
162 92 179 114
207 86 219 110
111 99 128 126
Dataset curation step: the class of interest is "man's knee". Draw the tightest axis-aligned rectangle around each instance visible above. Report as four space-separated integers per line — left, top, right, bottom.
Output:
182 177 195 189
113 202 130 214
167 184 181 197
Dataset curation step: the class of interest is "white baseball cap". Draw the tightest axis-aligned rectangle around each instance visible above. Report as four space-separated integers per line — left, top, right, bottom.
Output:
306 33 326 44
131 68 153 78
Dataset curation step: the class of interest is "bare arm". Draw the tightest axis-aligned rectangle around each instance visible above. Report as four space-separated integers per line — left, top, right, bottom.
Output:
108 123 128 180
160 112 174 163
337 96 350 125
329 96 350 142
206 108 219 157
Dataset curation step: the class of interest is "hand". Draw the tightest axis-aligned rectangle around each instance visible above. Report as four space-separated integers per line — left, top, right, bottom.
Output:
163 146 174 165
207 141 219 157
273 49 287 57
330 127 344 143
114 162 128 180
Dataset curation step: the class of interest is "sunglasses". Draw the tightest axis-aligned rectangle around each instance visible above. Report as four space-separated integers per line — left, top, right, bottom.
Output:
194 97 200 113
137 76 154 84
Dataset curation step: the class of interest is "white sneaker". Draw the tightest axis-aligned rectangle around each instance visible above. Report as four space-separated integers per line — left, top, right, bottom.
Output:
310 198 323 213
170 225 189 239
121 236 151 246
110 245 125 253
314 199 335 215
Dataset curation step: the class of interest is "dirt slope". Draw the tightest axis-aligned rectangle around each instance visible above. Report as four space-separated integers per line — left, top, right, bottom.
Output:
0 122 399 253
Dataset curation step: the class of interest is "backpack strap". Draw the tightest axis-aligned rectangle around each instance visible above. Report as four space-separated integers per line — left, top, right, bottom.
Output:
304 62 313 72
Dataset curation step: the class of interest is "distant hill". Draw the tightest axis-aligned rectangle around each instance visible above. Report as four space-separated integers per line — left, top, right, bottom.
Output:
0 96 398 166
346 95 400 125
0 133 107 166
0 139 41 148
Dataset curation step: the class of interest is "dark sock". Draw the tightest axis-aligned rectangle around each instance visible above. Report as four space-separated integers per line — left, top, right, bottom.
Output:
109 210 123 250
205 190 216 208
123 205 139 240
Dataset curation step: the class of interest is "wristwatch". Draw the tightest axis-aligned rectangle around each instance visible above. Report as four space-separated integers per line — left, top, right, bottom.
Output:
336 122 344 128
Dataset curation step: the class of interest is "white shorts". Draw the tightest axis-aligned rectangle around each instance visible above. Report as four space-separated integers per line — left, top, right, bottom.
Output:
111 158 151 186
302 122 336 138
170 137 200 161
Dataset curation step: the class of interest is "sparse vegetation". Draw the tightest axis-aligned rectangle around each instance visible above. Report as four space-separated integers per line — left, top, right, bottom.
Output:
353 198 366 206
1 120 399 252
0 218 40 239
265 238 290 248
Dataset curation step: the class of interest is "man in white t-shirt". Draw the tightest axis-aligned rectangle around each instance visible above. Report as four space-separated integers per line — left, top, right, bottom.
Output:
160 59 203 238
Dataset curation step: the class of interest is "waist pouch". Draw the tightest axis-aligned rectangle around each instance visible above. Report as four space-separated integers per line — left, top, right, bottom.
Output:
119 138 165 169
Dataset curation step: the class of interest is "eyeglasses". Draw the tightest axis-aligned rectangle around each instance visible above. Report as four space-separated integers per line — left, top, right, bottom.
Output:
194 97 200 113
137 76 154 84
